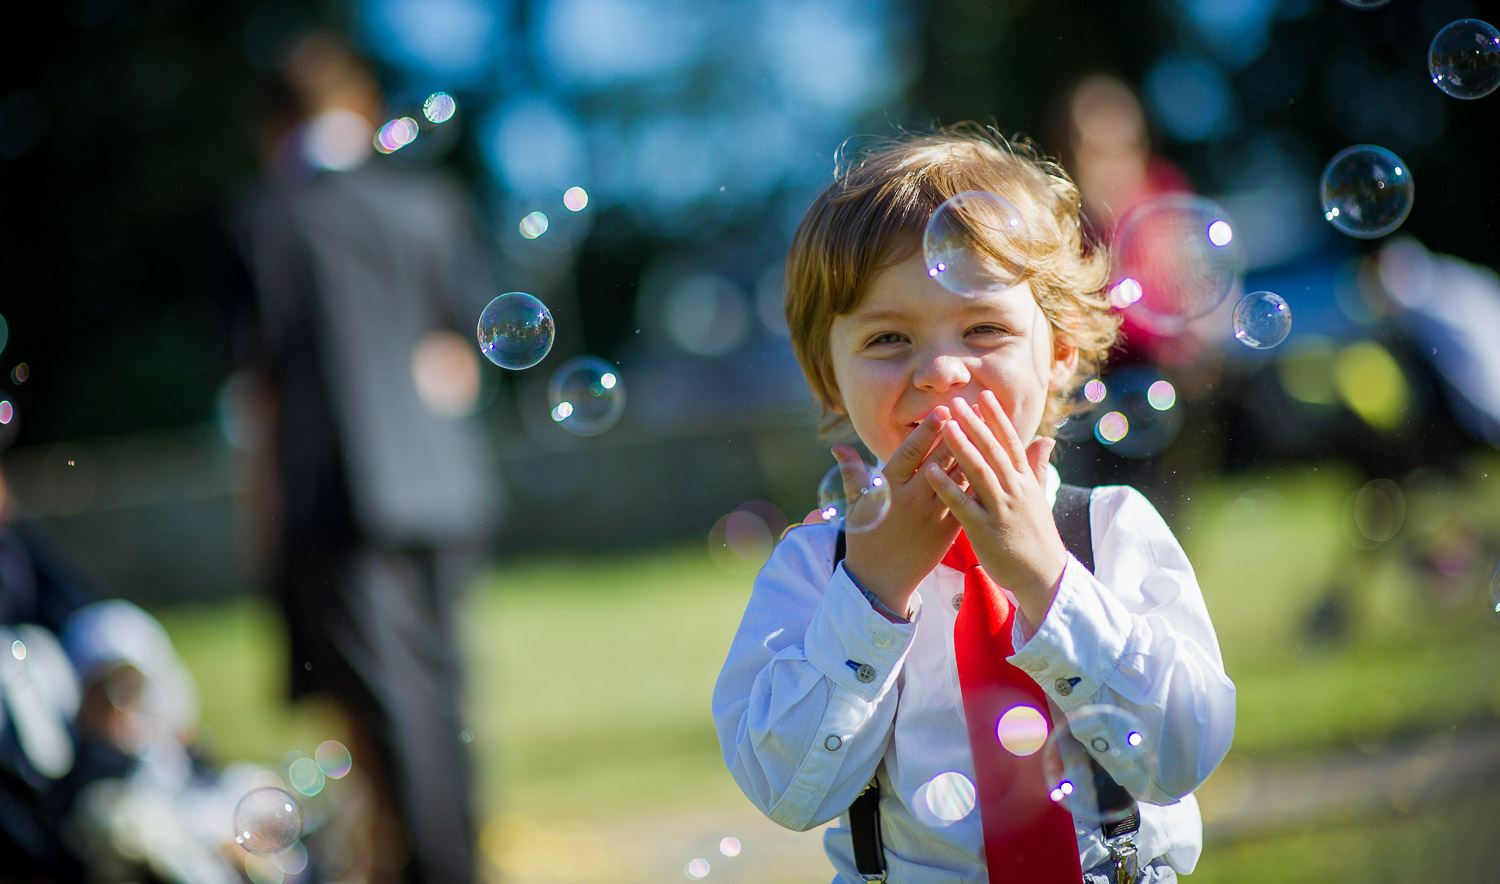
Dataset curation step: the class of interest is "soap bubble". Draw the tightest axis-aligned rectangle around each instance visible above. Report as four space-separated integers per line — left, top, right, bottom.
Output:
1232 291 1292 349
685 858 710 879
816 460 891 534
1320 145 1414 239
422 92 457 124
477 292 554 369
547 356 626 436
923 191 1029 296
719 836 741 857
315 740 352 778
1089 366 1182 459
1042 704 1154 829
1429 19 1500 100
233 787 303 855
1109 195 1242 333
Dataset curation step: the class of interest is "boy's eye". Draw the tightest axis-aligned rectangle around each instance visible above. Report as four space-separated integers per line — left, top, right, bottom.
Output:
868 332 906 346
968 324 1011 337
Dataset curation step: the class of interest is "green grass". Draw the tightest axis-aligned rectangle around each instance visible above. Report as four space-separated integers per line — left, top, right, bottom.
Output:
152 455 1500 881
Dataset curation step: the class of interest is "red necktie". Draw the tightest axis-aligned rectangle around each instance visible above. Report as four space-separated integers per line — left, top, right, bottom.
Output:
944 530 1082 883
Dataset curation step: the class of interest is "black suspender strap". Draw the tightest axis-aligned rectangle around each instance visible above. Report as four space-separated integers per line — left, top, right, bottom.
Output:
838 482 1138 879
1054 484 1142 842
848 779 886 881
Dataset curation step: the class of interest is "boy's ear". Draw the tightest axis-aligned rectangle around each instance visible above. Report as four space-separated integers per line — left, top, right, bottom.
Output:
1048 338 1080 390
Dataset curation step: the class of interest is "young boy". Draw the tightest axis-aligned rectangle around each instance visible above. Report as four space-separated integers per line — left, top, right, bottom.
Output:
712 124 1235 883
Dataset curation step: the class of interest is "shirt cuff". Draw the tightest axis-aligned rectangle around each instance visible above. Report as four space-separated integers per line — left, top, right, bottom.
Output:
803 562 916 701
1008 553 1132 712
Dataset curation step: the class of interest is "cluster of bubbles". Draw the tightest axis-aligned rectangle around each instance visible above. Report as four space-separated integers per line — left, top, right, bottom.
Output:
683 834 745 879
1065 366 1183 460
1042 704 1154 829
374 91 459 155
475 288 626 437
816 460 891 533
519 186 590 241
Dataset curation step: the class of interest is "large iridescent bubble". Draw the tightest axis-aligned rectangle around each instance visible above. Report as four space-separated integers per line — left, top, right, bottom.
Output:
923 191 1029 297
1108 195 1242 333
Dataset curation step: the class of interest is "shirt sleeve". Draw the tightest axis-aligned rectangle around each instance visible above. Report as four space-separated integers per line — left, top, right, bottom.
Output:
711 523 919 831
1008 484 1237 807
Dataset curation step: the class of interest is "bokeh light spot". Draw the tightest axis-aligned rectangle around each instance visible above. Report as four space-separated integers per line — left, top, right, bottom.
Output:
563 185 589 211
996 705 1049 756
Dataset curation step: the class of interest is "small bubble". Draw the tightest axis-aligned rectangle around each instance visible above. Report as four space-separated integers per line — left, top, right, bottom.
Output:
547 356 626 436
9 363 26 384
519 211 549 239
476 292 555 370
1428 19 1500 100
1233 291 1293 349
10 639 25 660
1320 145 1414 239
816 460 891 534
562 185 589 212
1083 378 1107 404
459 730 474 744
286 755 325 797
685 857 710 879
422 92 457 124
232 787 303 855
718 836 741 857
314 740 352 778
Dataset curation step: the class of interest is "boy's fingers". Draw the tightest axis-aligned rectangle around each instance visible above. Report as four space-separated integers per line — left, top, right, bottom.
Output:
949 398 1008 483
886 407 950 481
924 462 978 523
977 390 1029 475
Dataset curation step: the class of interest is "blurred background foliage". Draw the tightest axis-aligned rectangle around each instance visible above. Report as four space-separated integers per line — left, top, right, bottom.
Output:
3 0 1500 881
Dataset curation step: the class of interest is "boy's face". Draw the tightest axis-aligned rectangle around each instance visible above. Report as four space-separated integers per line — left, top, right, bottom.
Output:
827 252 1076 465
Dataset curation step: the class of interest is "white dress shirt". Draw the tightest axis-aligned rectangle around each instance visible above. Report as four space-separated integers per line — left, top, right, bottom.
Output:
712 466 1236 883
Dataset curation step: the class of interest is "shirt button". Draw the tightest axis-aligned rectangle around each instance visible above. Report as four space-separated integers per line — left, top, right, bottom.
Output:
1054 677 1074 696
873 633 892 649
1023 661 1046 674
855 663 876 683
825 734 843 751
1091 738 1110 752
951 593 964 611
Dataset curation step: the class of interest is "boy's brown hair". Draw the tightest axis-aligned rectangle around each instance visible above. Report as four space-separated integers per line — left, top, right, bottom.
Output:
784 122 1119 440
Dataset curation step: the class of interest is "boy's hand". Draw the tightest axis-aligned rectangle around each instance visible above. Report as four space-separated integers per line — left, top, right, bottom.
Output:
922 390 1068 627
837 407 964 620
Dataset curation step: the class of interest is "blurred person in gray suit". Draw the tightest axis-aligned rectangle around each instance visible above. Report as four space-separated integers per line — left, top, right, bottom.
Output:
219 32 501 884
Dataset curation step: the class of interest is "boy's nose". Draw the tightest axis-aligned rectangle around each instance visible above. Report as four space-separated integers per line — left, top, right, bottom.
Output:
912 351 971 392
